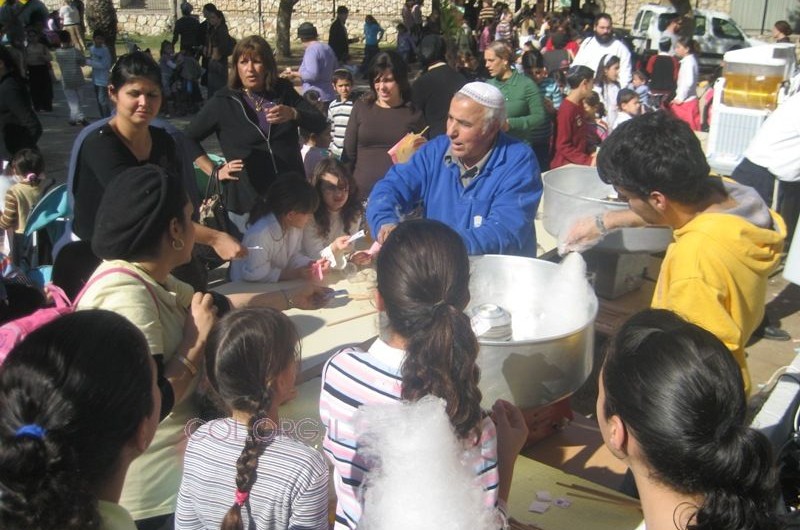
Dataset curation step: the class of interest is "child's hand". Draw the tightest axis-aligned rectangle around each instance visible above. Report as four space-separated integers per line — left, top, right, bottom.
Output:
311 258 330 280
492 399 528 461
331 235 352 253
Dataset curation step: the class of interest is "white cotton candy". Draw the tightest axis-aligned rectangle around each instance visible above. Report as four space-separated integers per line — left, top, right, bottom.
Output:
468 253 595 341
355 396 496 530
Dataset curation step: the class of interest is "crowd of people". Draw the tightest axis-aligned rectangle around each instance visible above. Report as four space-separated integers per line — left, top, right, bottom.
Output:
0 1 797 529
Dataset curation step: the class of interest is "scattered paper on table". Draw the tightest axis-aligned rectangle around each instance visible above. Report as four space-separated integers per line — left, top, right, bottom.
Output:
553 498 571 509
528 501 550 514
536 491 552 502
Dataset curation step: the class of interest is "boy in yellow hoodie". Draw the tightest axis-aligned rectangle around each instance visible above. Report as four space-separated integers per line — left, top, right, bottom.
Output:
564 112 785 395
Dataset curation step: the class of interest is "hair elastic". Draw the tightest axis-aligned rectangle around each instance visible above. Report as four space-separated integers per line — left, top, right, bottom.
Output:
235 489 249 506
23 172 40 184
15 424 46 440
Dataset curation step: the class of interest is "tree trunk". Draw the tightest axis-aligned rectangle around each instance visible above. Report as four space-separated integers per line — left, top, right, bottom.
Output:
277 0 301 59
86 0 118 60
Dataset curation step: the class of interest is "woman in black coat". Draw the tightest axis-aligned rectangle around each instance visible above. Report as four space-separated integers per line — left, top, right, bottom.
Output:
0 46 42 162
187 35 326 229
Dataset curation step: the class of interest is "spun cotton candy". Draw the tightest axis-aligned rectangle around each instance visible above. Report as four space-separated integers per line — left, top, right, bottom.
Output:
355 396 497 530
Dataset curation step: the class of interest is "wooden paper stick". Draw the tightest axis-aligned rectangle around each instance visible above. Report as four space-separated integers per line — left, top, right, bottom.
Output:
326 309 378 327
566 492 639 507
556 482 640 506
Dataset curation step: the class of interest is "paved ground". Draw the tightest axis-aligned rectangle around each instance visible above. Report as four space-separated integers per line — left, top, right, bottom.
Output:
33 75 800 413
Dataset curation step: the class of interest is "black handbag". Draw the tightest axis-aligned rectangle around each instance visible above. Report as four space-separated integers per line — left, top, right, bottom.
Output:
199 164 242 240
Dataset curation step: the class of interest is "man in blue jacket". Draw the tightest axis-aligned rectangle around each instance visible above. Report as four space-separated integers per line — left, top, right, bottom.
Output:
367 82 542 256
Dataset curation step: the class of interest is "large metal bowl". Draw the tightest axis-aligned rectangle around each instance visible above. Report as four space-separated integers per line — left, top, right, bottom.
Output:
468 255 598 409
542 165 673 253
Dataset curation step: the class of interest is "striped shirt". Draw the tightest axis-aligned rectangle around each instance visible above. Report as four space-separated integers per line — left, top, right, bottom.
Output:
319 339 500 529
327 98 354 159
175 418 329 530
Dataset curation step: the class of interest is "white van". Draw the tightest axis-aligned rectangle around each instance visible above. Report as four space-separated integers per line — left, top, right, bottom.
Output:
631 4 762 68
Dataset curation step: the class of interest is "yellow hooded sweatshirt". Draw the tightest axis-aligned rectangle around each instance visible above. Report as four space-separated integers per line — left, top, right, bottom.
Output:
651 181 785 396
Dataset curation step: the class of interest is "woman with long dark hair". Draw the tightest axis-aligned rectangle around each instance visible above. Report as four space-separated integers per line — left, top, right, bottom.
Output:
71 51 245 270
0 310 159 530
319 219 527 529
342 50 425 200
598 309 784 530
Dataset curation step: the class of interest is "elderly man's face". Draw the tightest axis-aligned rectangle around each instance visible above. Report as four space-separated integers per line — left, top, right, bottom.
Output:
447 96 500 167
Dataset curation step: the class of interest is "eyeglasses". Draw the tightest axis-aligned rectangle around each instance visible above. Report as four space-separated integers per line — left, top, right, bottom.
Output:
321 182 349 194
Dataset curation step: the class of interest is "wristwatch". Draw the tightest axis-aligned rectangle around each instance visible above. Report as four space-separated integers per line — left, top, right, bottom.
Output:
594 213 609 236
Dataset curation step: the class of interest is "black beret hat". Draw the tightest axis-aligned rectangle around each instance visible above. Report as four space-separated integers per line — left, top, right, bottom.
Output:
92 164 186 261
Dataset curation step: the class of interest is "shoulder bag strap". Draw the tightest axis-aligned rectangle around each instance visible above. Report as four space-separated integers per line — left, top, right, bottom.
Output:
204 163 221 201
73 266 161 316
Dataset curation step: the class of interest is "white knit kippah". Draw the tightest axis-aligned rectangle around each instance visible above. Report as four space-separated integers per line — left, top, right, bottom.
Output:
457 82 505 110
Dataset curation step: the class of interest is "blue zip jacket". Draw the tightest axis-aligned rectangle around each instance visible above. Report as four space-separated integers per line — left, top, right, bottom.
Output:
367 132 542 256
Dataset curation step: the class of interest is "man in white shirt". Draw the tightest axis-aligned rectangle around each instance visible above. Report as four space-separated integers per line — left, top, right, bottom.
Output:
572 13 632 87
732 90 800 243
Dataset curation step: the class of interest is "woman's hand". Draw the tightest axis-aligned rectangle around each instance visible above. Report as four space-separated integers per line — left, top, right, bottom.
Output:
267 104 299 124
211 230 248 260
182 292 218 362
217 159 243 181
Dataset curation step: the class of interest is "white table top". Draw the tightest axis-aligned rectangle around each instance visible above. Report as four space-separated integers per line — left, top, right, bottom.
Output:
213 269 380 380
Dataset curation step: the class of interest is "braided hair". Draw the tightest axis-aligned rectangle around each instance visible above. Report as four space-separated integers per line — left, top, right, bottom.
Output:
204 307 300 530
376 219 483 441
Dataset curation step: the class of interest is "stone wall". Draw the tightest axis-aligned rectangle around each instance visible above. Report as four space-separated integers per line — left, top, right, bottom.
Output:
44 0 742 39
44 0 426 39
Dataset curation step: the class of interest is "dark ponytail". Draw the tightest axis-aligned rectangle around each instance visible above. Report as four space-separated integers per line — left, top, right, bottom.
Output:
602 309 782 530
377 219 483 441
204 308 300 530
0 310 154 530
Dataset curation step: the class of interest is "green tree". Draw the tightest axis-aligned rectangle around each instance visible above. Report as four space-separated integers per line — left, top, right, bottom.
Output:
86 0 118 60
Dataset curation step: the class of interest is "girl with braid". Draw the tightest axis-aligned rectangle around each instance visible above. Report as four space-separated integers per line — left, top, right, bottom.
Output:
175 308 328 530
319 219 528 529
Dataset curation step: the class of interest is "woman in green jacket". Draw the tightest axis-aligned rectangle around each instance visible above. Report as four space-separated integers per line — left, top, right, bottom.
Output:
485 40 548 169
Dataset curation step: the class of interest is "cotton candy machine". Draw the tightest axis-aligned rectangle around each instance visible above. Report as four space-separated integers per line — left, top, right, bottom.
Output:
542 166 672 298
468 254 597 410
542 165 672 254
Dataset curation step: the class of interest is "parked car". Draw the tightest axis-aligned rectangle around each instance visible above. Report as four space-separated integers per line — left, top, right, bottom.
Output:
631 4 763 69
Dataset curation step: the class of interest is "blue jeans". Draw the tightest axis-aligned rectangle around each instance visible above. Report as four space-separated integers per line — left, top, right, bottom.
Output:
94 84 110 118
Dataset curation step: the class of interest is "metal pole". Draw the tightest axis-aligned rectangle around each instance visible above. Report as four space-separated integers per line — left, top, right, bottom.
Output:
761 0 770 35
623 0 627 27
